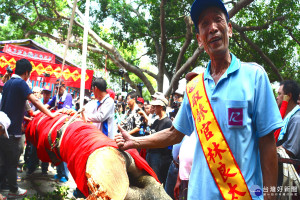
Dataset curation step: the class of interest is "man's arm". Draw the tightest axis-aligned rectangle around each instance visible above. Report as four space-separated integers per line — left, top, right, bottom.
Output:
27 94 57 118
115 125 185 150
128 127 140 135
259 131 277 200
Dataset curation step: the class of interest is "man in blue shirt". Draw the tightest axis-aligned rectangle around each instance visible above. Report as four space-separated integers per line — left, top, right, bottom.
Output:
46 79 73 110
115 0 283 199
0 59 58 199
46 79 72 183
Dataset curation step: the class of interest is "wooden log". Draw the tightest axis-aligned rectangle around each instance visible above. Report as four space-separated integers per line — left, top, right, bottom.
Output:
86 147 129 200
85 148 171 200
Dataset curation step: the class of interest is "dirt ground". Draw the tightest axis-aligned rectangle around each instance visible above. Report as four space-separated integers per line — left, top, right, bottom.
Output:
0 164 77 199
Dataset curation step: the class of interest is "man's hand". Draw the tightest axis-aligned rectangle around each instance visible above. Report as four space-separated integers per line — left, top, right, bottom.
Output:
283 95 290 102
114 125 136 150
49 111 60 118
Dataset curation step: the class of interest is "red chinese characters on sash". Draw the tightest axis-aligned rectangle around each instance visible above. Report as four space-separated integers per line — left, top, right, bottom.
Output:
186 74 252 200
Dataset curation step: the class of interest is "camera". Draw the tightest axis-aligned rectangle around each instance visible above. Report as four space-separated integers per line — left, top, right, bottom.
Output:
6 66 13 74
169 101 182 119
171 101 182 109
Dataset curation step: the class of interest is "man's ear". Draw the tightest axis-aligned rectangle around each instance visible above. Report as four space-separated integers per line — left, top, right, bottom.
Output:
287 93 293 102
196 33 203 47
228 22 233 38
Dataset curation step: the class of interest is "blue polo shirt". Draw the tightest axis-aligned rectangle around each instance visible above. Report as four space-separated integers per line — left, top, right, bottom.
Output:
47 91 73 110
0 76 32 136
173 53 283 200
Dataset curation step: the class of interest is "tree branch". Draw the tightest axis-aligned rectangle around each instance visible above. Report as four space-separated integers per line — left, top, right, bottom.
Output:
165 47 204 96
68 2 155 94
138 68 157 79
280 24 300 46
236 15 286 31
232 22 283 81
175 16 193 72
228 0 254 18
158 0 167 92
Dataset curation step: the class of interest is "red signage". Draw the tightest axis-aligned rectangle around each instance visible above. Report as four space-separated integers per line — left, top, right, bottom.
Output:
3 44 55 63
0 53 94 90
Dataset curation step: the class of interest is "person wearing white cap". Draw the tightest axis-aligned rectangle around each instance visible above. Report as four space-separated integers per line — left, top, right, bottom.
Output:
115 0 283 199
146 96 172 186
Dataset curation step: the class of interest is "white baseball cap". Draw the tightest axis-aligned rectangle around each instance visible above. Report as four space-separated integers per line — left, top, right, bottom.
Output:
151 92 164 99
150 96 168 107
0 111 11 138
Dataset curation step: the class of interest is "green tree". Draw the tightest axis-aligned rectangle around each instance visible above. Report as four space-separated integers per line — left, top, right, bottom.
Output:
0 0 299 95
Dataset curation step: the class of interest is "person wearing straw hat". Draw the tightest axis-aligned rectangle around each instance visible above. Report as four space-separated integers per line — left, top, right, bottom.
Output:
115 0 283 199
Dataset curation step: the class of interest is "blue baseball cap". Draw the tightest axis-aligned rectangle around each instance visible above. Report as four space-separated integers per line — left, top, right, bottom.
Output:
191 0 229 32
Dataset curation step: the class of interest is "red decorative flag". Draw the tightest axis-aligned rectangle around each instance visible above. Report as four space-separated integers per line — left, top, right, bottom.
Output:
0 53 94 90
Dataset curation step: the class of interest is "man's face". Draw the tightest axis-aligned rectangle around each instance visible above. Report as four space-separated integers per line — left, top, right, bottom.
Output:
118 95 123 102
92 87 99 99
144 104 151 115
43 91 51 102
137 102 144 108
24 71 31 81
174 94 183 102
126 95 135 109
33 91 40 98
196 7 232 57
153 105 163 115
276 85 284 108
150 105 155 114
56 85 65 96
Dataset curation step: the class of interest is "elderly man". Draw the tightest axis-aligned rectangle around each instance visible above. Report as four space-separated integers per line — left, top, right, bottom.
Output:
115 0 283 199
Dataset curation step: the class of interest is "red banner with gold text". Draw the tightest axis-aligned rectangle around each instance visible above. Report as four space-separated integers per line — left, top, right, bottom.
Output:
3 44 56 63
0 53 93 90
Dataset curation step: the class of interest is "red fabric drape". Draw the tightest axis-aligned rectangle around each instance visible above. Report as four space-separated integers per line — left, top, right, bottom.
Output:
25 113 159 197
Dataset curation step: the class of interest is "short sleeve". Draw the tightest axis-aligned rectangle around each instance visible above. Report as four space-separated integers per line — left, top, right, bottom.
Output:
47 96 56 108
173 93 194 136
252 67 283 137
19 80 32 99
63 94 73 109
282 114 300 158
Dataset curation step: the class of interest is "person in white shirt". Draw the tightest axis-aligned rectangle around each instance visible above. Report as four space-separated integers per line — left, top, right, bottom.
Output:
84 78 115 139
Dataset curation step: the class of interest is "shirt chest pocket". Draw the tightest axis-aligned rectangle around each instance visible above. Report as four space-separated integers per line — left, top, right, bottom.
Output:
225 100 248 129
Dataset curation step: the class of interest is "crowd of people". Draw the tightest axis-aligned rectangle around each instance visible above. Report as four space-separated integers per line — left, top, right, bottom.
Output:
0 0 299 200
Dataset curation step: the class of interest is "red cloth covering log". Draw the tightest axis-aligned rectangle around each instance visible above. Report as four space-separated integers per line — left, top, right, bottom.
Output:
25 113 159 197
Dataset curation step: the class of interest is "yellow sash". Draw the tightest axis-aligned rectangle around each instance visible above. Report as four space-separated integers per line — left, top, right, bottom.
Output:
186 73 252 200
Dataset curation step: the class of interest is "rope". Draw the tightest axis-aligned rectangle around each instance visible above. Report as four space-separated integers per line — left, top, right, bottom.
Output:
55 0 78 108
